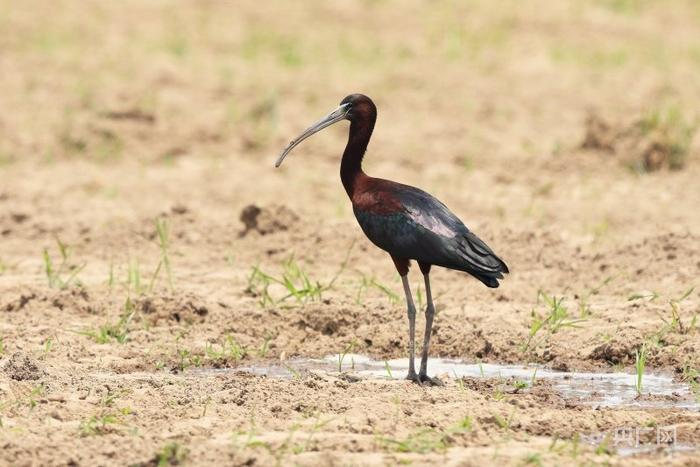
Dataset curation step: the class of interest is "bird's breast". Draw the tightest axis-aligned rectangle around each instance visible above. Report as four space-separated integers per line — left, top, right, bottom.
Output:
352 208 411 253
351 189 404 215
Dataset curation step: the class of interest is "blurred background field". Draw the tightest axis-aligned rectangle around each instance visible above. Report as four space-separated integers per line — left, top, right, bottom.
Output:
1 1 700 465
2 0 699 236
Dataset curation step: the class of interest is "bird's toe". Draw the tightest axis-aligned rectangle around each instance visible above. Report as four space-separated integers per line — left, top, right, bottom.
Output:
406 372 443 386
418 374 443 387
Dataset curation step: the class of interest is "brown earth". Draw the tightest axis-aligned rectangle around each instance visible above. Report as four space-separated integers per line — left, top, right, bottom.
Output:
1 0 700 465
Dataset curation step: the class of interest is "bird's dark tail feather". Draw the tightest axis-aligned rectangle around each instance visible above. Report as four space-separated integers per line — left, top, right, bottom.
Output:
455 232 509 288
471 270 505 288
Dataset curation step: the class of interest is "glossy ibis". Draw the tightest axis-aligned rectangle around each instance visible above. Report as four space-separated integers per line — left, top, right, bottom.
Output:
275 94 508 385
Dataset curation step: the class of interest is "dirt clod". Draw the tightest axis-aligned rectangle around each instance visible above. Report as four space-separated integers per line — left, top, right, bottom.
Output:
3 291 37 312
239 204 299 236
580 111 697 171
1 352 44 381
589 336 639 365
581 113 617 152
136 294 210 324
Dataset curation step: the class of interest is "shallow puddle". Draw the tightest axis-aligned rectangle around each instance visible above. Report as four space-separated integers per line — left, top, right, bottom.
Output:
194 354 700 411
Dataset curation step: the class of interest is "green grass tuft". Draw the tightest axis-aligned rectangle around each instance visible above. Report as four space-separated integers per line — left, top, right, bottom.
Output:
638 104 698 171
635 344 647 396
205 335 247 364
155 442 188 466
378 416 473 454
75 298 136 344
246 242 355 308
522 291 587 352
43 236 85 289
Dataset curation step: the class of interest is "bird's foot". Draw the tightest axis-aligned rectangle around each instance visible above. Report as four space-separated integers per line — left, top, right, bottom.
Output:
418 374 443 386
406 372 443 387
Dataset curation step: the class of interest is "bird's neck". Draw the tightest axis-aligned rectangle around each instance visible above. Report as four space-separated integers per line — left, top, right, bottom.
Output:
341 118 374 198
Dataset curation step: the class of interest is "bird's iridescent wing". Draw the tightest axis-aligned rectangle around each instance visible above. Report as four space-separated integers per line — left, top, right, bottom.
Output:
354 182 508 287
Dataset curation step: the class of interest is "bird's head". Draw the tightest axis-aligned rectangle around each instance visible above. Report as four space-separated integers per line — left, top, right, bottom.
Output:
275 94 375 167
339 93 376 125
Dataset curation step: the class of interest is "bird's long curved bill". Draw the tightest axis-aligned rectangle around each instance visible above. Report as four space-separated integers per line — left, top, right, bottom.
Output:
275 103 350 167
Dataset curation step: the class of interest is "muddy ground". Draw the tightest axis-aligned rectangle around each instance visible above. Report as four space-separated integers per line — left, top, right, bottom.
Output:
1 0 700 465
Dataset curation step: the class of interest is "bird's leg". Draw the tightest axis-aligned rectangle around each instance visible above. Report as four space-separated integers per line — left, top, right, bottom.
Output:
400 274 418 381
419 273 433 377
418 264 442 386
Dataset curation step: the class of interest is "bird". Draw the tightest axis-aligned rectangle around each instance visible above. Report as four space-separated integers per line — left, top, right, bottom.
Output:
275 94 508 385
